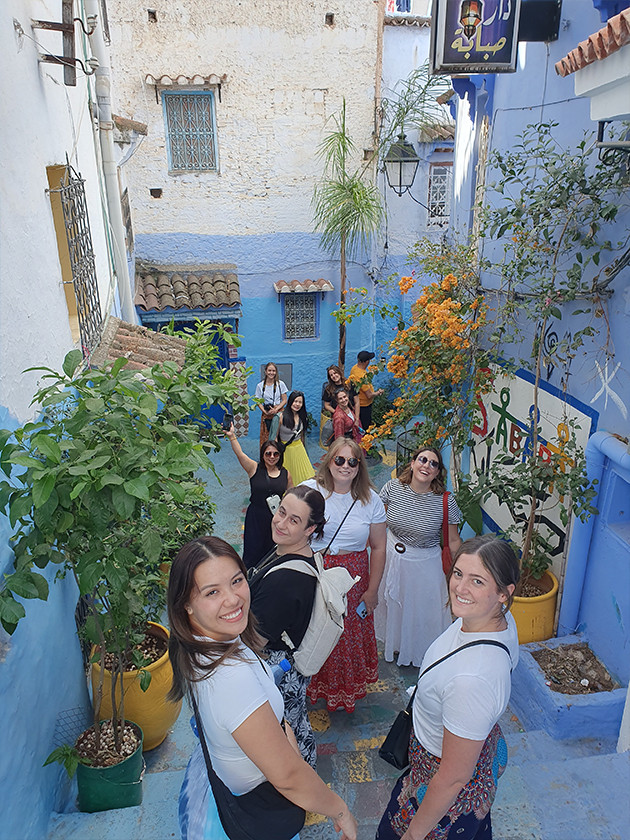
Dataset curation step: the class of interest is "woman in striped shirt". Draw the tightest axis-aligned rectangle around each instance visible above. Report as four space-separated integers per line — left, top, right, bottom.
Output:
375 446 462 667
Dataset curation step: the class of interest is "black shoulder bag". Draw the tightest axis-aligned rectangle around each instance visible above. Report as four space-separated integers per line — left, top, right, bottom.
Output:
191 691 305 840
378 639 511 770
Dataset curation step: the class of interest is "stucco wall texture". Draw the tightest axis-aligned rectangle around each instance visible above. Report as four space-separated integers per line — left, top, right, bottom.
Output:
108 0 383 237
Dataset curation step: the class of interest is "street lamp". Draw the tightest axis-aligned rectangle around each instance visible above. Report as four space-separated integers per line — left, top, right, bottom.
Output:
383 134 420 197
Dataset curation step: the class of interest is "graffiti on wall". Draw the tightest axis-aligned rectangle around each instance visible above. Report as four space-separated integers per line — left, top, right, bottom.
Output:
470 365 598 564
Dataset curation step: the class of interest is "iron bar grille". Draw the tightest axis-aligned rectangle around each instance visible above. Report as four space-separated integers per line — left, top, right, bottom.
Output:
164 92 217 171
58 164 103 354
284 294 317 339
427 164 453 228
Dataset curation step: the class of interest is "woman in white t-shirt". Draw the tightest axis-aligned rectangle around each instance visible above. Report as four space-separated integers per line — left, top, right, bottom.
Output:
255 362 288 446
302 437 386 712
168 536 357 840
376 535 520 840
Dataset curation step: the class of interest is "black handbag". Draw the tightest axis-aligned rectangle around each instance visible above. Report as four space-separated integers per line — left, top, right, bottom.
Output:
379 640 511 771
191 693 305 840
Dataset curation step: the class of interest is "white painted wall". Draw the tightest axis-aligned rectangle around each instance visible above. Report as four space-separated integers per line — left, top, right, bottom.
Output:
107 0 383 238
0 0 117 421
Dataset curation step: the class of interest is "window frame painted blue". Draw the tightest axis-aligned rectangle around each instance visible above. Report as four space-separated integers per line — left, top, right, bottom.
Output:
162 90 219 173
281 293 320 340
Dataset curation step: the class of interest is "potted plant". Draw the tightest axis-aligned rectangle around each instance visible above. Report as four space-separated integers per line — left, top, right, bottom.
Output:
0 323 242 808
472 122 627 640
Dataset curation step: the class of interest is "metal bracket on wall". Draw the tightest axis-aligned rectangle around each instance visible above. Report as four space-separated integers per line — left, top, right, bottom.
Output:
32 0 97 86
597 121 630 170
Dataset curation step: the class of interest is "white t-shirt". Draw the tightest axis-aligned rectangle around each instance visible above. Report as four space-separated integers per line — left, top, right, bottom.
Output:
301 479 386 554
255 380 288 406
412 612 519 758
193 642 284 795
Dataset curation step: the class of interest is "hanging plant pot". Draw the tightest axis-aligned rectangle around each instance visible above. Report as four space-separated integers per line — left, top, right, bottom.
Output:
511 570 559 643
91 622 182 751
76 722 144 813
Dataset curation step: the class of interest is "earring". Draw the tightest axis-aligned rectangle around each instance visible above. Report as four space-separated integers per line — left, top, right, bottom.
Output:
186 606 193 614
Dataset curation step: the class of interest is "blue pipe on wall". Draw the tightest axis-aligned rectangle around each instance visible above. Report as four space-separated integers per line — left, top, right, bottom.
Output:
558 431 630 635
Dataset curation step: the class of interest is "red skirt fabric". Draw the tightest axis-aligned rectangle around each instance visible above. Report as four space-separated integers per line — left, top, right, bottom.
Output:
307 549 378 712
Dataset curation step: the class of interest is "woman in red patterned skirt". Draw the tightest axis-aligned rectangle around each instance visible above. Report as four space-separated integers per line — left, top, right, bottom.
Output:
302 438 386 712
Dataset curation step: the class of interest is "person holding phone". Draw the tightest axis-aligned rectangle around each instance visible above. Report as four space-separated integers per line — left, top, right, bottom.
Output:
225 425 291 569
301 438 386 712
375 446 462 668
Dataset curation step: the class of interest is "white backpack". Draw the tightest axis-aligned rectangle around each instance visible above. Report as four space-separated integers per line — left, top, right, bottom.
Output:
263 551 360 677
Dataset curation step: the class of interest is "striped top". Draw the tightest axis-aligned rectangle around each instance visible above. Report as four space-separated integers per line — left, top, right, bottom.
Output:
379 479 462 548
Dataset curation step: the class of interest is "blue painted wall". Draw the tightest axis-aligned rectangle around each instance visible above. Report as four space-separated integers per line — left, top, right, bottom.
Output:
0 406 90 839
135 231 383 433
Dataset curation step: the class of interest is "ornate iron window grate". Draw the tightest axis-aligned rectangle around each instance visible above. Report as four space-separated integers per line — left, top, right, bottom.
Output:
427 164 452 228
284 294 317 340
163 91 217 172
57 163 103 354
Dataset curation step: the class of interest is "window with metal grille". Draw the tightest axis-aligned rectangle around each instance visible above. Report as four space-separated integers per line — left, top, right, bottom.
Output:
427 164 452 228
283 294 318 340
54 164 103 354
163 91 218 172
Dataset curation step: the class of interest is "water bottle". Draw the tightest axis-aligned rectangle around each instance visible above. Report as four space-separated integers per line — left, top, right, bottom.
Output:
271 658 291 685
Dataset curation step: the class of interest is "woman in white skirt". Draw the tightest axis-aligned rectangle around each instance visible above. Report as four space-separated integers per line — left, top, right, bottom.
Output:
375 446 462 667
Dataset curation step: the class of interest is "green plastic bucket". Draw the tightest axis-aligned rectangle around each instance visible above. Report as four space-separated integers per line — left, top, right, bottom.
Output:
76 723 144 813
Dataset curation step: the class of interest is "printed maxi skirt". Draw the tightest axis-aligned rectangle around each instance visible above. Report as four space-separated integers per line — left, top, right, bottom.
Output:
376 724 507 840
306 549 378 712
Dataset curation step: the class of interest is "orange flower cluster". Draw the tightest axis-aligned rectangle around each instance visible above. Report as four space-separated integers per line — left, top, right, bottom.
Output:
387 354 409 377
399 275 416 294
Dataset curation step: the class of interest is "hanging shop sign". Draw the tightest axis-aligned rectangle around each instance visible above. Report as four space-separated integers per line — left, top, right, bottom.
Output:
430 0 522 74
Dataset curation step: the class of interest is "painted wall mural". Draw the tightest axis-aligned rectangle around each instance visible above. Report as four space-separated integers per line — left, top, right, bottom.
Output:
470 365 599 566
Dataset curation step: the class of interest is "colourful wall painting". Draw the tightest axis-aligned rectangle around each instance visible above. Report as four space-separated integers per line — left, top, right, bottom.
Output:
470 365 599 567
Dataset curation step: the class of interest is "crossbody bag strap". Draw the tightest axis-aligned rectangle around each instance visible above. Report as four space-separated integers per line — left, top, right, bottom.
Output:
191 691 223 789
323 497 357 555
442 492 449 550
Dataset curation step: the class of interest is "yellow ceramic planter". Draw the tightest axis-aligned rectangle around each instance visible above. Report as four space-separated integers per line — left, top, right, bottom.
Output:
511 570 559 644
91 621 182 751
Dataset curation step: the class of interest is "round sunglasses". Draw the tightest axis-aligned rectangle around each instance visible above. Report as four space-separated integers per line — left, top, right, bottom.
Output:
416 455 439 469
333 455 359 468
264 450 280 458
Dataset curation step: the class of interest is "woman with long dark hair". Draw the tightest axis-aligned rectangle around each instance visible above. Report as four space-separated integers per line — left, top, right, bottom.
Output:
249 485 326 767
376 536 520 840
169 536 357 840
375 445 462 668
302 437 386 712
271 391 314 485
225 425 291 569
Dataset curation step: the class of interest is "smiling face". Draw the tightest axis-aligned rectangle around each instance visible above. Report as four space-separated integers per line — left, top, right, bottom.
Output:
186 555 250 642
265 364 277 381
329 443 360 489
449 552 514 632
336 390 349 409
291 394 304 412
272 493 316 551
411 449 441 487
262 443 281 468
328 367 342 385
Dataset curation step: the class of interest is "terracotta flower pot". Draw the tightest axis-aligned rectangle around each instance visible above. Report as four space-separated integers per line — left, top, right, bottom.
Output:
511 570 559 643
91 621 181 751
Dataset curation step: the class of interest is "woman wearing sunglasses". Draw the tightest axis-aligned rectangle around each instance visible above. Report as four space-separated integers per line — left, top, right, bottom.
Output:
375 447 462 668
225 425 291 569
301 438 386 712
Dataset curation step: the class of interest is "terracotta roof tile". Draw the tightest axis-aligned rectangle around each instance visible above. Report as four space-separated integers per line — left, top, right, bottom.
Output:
273 278 335 294
555 9 630 77
135 264 241 312
144 73 227 87
90 317 187 371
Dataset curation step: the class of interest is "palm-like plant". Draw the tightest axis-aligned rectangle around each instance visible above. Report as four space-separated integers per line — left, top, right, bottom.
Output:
312 100 383 370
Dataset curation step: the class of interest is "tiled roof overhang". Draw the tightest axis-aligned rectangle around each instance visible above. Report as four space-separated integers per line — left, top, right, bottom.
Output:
273 278 335 294
144 73 227 87
555 8 630 76
90 317 186 371
135 264 241 317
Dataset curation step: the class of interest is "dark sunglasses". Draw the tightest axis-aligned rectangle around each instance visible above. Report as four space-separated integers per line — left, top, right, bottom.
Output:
333 455 359 468
264 450 280 458
416 455 439 469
